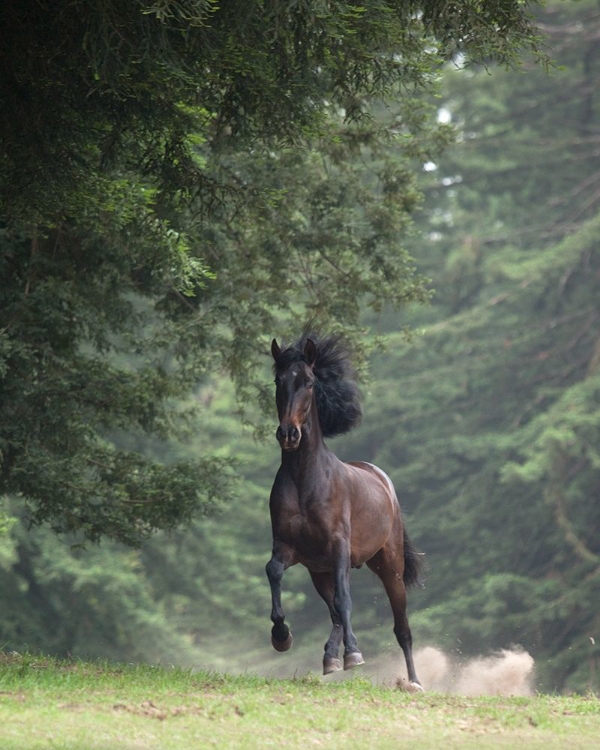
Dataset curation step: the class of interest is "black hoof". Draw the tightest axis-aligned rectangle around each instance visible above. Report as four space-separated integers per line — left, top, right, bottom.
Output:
271 631 293 652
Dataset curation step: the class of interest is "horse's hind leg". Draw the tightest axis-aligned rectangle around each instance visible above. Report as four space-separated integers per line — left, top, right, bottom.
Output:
266 546 294 652
368 549 423 691
309 570 344 674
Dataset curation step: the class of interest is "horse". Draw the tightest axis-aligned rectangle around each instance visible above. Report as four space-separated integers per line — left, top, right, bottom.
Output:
265 332 424 689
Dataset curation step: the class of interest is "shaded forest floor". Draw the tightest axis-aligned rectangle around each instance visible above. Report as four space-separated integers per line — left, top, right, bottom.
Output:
0 654 598 749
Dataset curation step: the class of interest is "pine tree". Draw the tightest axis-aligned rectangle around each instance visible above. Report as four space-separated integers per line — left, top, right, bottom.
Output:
338 0 600 692
0 1 545 542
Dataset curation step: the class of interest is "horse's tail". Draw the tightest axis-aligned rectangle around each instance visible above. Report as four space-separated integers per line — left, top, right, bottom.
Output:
403 525 426 588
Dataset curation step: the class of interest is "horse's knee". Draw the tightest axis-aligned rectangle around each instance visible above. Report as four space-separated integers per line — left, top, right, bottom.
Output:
266 557 283 583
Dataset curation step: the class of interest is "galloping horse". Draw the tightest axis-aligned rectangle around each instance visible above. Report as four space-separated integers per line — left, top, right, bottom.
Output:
265 333 424 689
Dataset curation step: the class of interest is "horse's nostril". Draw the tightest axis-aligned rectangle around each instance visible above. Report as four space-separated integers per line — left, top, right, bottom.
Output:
276 424 301 448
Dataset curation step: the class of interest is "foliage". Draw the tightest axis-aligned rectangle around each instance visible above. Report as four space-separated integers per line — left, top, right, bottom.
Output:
0 381 305 671
7 0 596 701
0 1 545 542
334 0 600 693
0 514 195 665
1 0 543 224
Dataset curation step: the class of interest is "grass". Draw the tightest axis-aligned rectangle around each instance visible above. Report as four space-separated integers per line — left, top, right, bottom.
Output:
0 653 598 749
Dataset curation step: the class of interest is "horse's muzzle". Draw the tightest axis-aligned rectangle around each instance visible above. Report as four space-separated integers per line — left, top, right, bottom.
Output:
276 424 301 451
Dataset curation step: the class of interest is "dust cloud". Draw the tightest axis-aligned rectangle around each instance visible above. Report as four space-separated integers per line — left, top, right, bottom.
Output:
387 645 535 696
232 640 536 696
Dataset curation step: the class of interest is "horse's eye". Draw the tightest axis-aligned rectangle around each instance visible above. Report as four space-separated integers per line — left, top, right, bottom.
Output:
306 381 315 390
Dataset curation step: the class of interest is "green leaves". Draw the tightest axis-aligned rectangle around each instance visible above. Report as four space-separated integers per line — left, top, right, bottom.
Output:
0 1 545 544
337 2 600 692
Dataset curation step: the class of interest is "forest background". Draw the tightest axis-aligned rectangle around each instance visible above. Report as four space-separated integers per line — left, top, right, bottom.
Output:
0 1 598 695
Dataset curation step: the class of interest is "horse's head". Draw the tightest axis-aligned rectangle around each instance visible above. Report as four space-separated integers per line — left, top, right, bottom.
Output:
271 338 317 451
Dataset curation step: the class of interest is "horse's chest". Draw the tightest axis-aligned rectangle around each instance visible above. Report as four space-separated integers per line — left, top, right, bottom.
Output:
280 507 334 544
274 499 342 568
298 506 332 535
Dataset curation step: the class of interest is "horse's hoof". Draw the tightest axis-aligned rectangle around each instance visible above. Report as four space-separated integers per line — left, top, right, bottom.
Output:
343 651 365 671
397 678 425 693
271 631 293 652
323 657 343 675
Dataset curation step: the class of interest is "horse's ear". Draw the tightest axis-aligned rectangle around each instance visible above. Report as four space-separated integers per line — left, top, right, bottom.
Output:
304 338 317 368
271 339 281 361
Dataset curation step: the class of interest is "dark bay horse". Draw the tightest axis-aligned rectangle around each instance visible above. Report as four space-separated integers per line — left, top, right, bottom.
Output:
266 333 424 689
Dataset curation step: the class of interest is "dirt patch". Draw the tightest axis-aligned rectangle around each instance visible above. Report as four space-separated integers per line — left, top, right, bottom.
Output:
113 700 175 721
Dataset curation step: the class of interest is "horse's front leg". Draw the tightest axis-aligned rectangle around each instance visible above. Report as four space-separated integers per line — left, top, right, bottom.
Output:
266 545 294 652
309 570 344 674
333 541 365 670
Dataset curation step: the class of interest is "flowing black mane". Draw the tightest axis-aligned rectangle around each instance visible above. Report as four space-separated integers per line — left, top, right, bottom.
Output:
273 333 362 438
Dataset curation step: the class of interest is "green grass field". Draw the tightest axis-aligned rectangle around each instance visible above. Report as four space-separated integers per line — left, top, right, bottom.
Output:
0 653 598 749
